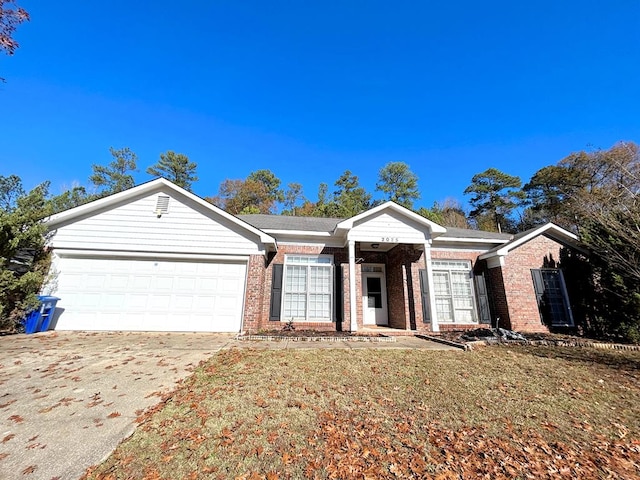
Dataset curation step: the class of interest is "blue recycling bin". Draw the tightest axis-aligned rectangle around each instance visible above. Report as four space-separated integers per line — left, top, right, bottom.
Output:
37 296 60 332
23 296 60 334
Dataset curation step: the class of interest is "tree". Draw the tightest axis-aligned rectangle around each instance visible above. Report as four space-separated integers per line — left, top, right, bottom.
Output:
89 147 138 195
375 162 420 209
527 142 640 342
567 143 640 282
419 198 470 228
0 174 23 210
209 170 284 215
464 168 525 233
0 1 29 81
146 151 198 191
282 183 305 216
247 170 283 204
417 206 444 225
49 185 91 214
522 162 590 230
208 178 275 215
0 176 51 330
325 170 372 218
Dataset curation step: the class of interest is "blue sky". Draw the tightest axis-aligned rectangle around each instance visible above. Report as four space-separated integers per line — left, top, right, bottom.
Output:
1 1 639 212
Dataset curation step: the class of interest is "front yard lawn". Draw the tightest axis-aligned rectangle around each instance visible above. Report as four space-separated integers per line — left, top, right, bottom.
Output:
85 346 640 479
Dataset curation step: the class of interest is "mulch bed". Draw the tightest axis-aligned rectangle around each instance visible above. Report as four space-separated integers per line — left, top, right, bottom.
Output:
247 329 387 338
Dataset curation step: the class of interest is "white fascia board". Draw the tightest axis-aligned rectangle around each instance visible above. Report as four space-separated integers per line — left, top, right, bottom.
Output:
53 249 251 262
262 229 333 237
435 236 510 244
335 201 447 235
46 178 277 251
478 223 581 261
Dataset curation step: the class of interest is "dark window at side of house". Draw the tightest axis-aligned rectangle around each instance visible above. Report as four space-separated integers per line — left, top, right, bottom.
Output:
531 268 574 327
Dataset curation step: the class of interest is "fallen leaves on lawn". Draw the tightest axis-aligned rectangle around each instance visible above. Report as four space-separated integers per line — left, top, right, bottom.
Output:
81 348 640 480
21 465 37 474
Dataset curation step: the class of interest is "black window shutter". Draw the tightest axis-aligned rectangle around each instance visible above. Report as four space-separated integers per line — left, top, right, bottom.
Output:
419 269 431 323
269 264 284 321
531 269 545 305
474 272 491 324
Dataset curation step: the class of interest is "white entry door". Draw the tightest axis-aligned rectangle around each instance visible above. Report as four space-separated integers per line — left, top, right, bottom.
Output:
362 268 388 326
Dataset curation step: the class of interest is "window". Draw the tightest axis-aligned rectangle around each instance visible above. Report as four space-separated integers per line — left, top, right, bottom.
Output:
531 269 574 326
432 260 476 323
283 255 333 321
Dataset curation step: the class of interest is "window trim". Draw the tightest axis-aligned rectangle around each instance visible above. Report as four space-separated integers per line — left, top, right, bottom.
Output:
282 254 334 322
432 259 478 324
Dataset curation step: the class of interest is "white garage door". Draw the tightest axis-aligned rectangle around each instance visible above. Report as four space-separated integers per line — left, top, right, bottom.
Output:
52 256 247 332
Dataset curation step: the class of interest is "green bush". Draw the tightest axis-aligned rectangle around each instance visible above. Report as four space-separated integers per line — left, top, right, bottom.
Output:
0 176 51 331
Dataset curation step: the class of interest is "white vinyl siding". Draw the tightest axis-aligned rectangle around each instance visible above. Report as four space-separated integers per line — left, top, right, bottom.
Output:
50 191 262 255
348 211 428 243
282 256 333 321
432 260 477 323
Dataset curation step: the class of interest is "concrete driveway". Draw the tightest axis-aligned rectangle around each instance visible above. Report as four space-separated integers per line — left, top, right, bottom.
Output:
0 331 233 480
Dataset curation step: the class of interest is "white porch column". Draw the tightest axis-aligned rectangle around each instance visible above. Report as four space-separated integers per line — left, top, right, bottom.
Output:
424 240 439 332
348 239 358 332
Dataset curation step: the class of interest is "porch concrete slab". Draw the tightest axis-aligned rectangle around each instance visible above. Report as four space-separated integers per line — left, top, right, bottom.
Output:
0 331 232 480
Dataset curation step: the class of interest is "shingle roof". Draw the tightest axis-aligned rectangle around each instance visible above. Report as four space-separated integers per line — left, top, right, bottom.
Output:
479 223 580 257
442 227 513 241
238 214 343 233
239 214 514 241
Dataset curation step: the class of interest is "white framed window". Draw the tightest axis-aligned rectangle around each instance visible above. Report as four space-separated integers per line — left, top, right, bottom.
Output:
283 255 333 321
432 260 477 323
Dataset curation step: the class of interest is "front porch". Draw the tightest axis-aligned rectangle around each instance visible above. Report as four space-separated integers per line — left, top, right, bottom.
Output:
341 242 433 333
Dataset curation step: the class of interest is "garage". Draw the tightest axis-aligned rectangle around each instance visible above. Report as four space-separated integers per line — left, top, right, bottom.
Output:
52 256 248 332
44 179 277 333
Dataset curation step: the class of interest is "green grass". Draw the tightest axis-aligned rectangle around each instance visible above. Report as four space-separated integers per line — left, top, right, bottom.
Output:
84 346 640 479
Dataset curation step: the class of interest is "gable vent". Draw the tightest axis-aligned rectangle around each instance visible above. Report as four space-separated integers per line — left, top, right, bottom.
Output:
155 195 170 215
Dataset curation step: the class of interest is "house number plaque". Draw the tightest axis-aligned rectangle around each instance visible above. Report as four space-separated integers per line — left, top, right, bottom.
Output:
381 237 399 242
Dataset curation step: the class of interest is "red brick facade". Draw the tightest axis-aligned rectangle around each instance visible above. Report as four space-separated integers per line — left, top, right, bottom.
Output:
494 234 566 333
241 234 575 334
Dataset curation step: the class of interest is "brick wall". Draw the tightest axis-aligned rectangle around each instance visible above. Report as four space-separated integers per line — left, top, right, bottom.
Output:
484 264 510 328
500 234 565 333
244 243 519 334
250 245 348 333
387 246 407 329
242 254 265 331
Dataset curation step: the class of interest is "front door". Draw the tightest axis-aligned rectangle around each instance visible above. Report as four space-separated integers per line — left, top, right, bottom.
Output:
362 267 388 326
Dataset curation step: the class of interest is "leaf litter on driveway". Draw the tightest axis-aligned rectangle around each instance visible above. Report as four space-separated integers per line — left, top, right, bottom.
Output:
0 331 230 480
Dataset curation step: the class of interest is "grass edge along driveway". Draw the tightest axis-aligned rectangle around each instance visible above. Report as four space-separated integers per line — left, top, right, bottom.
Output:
85 346 640 479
